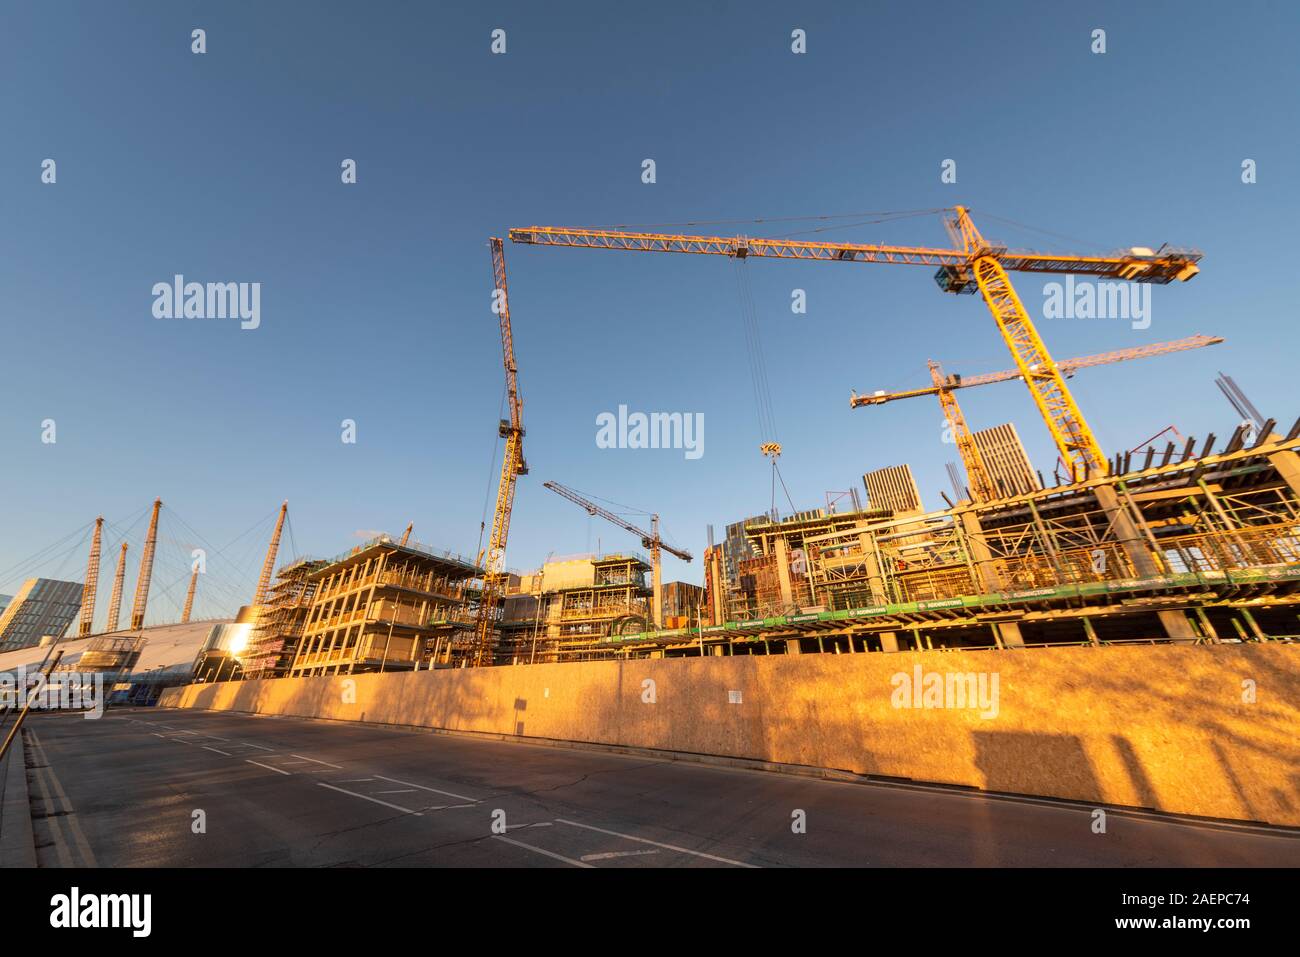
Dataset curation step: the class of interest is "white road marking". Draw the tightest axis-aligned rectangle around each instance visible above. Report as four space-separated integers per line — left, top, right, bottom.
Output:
291 754 343 769
493 835 594 868
581 849 660 862
373 774 478 803
202 746 231 756
238 742 276 751
374 789 418 795
554 819 757 868
506 822 554 830
316 782 423 815
246 759 291 776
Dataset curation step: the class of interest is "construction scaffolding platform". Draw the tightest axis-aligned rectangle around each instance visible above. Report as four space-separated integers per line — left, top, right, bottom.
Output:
242 557 329 679
289 537 483 676
555 419 1300 658
497 553 652 663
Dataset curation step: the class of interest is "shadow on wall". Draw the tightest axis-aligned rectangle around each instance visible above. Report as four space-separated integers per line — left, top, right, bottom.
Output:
161 644 1300 826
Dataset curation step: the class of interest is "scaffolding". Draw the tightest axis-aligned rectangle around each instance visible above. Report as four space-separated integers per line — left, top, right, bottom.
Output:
289 538 482 675
241 557 329 680
565 418 1300 657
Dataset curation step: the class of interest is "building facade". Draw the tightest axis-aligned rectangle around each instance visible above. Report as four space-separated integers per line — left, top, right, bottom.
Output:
0 578 83 652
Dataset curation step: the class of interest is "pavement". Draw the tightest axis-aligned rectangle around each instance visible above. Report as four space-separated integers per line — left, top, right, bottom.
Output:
17 707 1300 868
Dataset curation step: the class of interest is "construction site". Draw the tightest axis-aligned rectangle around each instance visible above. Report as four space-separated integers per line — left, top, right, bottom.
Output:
3 209 1298 690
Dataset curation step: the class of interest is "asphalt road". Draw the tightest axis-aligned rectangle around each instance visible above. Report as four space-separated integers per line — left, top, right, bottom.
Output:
21 708 1300 868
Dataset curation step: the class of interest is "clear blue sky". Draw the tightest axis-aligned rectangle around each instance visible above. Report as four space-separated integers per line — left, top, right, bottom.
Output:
2 1 1297 623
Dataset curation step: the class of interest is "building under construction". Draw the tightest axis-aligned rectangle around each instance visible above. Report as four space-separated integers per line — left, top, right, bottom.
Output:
498 553 654 662
289 535 481 676
567 419 1300 657
241 557 329 679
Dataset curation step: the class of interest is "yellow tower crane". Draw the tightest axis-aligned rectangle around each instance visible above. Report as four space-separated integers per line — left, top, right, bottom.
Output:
851 334 1224 501
543 481 692 629
472 238 527 667
509 208 1201 481
77 517 104 637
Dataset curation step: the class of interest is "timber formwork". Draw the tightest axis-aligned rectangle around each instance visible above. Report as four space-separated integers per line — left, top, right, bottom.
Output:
289 537 480 676
241 558 328 679
569 420 1300 658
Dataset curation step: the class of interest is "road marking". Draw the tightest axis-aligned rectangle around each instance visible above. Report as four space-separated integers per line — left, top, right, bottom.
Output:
317 782 423 815
239 742 275 752
581 849 660 862
419 803 479 813
554 819 757 868
291 754 343 769
373 774 477 803
338 778 374 783
493 835 594 868
202 746 231 756
374 789 418 795
27 731 98 868
246 759 291 775
506 822 553 830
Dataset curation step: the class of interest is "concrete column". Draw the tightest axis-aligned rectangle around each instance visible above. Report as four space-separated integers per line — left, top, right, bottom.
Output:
1093 485 1198 642
708 550 726 625
774 536 795 610
785 637 802 655
1267 448 1300 498
997 621 1026 648
959 510 1006 592
861 534 888 604
878 631 899 653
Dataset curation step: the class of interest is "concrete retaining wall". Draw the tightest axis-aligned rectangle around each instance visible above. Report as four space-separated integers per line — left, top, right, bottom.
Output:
160 643 1300 826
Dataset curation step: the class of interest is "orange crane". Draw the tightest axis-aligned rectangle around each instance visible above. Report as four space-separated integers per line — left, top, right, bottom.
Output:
399 523 413 546
252 501 288 606
106 542 128 633
181 567 199 624
543 481 692 629
129 499 162 630
77 517 104 637
472 238 527 667
509 208 1201 480
851 334 1223 501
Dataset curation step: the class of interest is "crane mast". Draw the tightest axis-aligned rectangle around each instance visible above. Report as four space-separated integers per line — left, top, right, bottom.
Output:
129 499 162 631
542 481 692 629
106 542 128 633
472 238 527 667
77 516 104 637
399 523 413 546
930 361 997 502
510 208 1202 480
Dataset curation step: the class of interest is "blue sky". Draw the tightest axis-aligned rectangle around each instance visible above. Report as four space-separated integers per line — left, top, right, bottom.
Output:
2 1 1297 623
